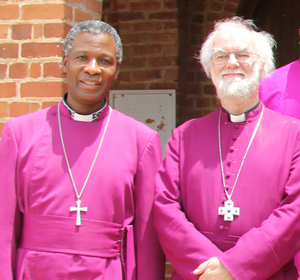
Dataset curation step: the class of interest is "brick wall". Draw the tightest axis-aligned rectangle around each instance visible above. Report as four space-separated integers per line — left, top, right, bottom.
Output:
0 0 102 134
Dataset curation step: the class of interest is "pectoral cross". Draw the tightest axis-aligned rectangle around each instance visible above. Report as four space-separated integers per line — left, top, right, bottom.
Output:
218 199 240 221
70 199 88 226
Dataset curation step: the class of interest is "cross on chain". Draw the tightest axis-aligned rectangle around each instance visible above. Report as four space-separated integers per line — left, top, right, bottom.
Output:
218 199 240 221
70 199 88 226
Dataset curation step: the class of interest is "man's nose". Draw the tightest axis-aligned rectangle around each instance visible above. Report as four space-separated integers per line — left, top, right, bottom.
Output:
84 59 101 75
226 53 239 67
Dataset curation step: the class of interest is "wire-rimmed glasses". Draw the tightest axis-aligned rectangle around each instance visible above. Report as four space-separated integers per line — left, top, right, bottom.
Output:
212 51 257 65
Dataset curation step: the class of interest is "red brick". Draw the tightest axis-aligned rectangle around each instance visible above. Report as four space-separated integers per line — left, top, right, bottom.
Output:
130 1 161 11
132 45 162 56
121 58 147 69
0 102 8 118
103 13 119 24
165 69 178 80
22 4 64 20
33 24 43 39
65 0 83 4
22 43 63 58
149 56 178 68
149 82 178 90
0 122 5 136
64 5 73 21
9 102 30 118
164 21 178 30
165 262 174 274
162 44 179 55
149 33 179 43
112 83 147 90
203 84 216 95
165 0 177 9
133 22 163 32
42 101 59 109
121 33 148 44
44 62 64 78
12 24 32 40
0 83 17 98
86 0 102 14
9 63 28 79
132 70 161 82
21 82 67 98
117 71 131 82
30 63 41 78
149 12 177 20
0 25 8 39
118 12 145 21
30 103 41 113
0 43 18 59
187 84 202 95
0 64 7 79
44 23 65 38
114 22 130 33
74 9 94 22
196 97 211 108
0 5 19 20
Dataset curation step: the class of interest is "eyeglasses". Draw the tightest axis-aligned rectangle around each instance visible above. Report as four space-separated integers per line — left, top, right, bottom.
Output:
212 51 257 65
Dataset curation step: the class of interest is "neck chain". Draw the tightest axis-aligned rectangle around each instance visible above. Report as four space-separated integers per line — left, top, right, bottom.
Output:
218 105 264 221
57 103 112 226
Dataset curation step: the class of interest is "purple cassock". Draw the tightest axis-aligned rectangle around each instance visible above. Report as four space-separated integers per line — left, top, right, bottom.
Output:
0 101 165 280
154 102 300 280
259 59 300 119
260 59 300 276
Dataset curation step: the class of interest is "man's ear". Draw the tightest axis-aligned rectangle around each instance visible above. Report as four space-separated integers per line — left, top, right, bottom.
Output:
62 56 68 73
114 63 120 80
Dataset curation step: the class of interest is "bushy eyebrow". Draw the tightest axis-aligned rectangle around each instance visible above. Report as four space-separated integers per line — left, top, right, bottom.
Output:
212 47 248 53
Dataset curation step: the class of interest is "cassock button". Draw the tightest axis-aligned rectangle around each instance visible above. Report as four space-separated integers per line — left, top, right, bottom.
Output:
219 225 228 231
225 172 231 178
232 135 237 140
234 124 239 129
229 146 235 152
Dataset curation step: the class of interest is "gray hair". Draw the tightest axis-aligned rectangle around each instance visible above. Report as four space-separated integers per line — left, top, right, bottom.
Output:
199 16 276 78
63 20 123 64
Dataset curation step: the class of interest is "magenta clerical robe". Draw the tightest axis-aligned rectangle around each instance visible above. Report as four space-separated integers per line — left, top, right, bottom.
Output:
259 59 300 119
154 103 300 280
0 101 165 280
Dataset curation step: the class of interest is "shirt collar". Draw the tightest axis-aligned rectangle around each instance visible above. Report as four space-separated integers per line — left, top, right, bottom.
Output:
221 100 261 123
62 93 108 122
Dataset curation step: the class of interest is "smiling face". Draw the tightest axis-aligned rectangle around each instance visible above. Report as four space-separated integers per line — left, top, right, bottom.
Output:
63 32 120 114
210 26 261 101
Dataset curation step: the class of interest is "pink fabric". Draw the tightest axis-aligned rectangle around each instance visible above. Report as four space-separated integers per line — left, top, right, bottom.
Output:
0 102 165 280
154 103 300 280
260 59 300 276
259 59 300 119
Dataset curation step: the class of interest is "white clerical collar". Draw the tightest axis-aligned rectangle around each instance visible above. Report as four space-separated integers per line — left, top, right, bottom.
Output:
62 94 107 122
222 100 261 123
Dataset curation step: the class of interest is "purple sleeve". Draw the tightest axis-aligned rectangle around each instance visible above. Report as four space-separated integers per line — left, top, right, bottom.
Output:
0 121 22 279
134 131 165 280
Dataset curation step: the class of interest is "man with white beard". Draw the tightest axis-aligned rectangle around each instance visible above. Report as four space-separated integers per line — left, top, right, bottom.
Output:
154 17 300 280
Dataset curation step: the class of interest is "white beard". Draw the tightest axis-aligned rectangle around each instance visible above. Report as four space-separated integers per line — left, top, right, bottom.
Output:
213 69 261 101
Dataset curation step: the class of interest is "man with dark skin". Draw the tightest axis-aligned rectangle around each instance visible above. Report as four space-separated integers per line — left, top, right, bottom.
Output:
0 20 165 280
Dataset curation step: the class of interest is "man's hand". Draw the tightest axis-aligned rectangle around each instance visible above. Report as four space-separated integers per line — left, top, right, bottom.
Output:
193 257 234 280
